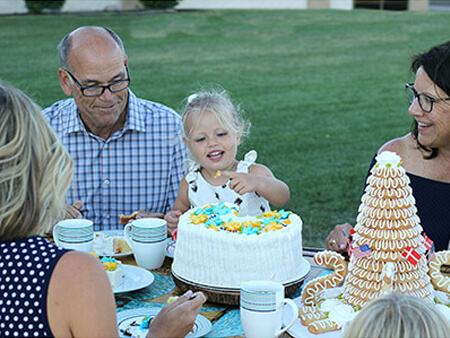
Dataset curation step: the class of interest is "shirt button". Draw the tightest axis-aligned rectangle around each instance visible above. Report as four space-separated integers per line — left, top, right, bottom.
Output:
104 179 110 186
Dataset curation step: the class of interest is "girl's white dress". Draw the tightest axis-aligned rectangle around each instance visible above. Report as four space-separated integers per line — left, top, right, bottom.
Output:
185 150 270 216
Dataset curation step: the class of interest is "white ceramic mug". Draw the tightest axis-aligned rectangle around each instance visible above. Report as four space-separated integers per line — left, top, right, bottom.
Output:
240 280 298 338
124 218 167 270
52 219 94 252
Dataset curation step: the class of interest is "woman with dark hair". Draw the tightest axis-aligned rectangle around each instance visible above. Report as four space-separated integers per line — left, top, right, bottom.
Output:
327 41 450 252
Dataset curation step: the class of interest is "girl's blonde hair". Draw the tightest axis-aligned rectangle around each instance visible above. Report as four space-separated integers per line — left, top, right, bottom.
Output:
0 83 74 241
343 294 450 338
182 89 251 141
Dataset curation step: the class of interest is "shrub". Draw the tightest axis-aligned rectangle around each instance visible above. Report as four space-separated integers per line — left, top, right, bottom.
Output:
139 0 179 10
25 0 65 14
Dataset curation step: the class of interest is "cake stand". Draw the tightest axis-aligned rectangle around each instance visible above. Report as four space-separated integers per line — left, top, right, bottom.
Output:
172 258 311 305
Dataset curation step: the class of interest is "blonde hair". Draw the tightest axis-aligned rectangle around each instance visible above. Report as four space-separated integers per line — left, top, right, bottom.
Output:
343 294 450 338
0 83 74 241
182 89 251 141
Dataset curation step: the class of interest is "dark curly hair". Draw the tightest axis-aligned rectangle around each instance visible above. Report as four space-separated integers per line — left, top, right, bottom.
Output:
410 41 450 159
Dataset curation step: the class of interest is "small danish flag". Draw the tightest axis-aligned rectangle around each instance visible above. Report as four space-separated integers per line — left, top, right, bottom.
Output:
402 246 421 266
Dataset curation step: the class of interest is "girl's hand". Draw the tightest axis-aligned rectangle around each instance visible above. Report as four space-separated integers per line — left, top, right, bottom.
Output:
164 210 183 235
220 171 259 195
221 164 290 206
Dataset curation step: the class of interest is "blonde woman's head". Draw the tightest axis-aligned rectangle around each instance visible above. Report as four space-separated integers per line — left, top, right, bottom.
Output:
343 294 450 338
0 82 73 241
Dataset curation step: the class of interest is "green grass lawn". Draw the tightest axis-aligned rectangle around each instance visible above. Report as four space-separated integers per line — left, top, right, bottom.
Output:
0 9 449 247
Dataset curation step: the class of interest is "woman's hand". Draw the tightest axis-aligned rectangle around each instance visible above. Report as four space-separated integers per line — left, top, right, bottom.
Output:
326 223 353 252
147 291 207 338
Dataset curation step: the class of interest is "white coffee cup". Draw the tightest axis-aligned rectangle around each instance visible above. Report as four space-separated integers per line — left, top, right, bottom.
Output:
240 280 298 338
124 218 167 270
52 219 94 252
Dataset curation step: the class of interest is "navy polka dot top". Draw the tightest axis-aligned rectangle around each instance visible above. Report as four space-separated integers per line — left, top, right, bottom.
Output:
0 236 69 337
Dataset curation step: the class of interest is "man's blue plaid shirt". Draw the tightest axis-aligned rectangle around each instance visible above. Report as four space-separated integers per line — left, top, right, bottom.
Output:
43 90 187 231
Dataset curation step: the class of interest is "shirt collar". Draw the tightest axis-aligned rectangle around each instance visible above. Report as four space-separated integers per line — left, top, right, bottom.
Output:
65 89 145 135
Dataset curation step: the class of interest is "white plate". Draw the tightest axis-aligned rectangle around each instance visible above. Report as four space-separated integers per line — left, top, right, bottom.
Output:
113 265 155 294
283 297 343 338
166 238 176 258
172 258 311 291
95 230 133 258
117 308 211 337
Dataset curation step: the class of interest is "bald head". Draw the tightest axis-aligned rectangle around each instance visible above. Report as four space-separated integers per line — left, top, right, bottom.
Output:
58 26 126 71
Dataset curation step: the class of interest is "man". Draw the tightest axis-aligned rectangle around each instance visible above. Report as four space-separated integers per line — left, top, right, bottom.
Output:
43 26 188 231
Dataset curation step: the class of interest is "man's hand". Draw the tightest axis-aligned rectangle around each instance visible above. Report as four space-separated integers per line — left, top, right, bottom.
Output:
64 200 83 219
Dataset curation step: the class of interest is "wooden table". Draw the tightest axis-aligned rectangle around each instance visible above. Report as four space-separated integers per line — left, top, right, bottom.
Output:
115 247 328 338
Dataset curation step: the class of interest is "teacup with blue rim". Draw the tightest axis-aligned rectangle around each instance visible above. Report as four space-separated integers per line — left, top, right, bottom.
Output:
124 218 167 270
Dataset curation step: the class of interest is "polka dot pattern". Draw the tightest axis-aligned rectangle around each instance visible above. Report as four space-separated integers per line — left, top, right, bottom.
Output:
0 236 68 337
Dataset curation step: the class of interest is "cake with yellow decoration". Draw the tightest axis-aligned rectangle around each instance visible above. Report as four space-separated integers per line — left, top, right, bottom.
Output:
172 203 303 288
102 256 125 288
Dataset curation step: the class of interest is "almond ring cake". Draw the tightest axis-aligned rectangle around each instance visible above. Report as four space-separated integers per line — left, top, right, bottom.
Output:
301 251 347 306
371 167 406 178
349 264 427 283
366 175 410 189
356 214 419 230
352 236 422 252
364 186 412 199
345 273 430 293
428 250 450 293
350 254 426 272
298 305 320 317
300 311 326 326
361 195 414 209
358 205 417 220
353 225 422 240
308 319 340 334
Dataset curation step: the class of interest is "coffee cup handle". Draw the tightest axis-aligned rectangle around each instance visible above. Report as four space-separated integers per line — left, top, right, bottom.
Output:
275 298 298 337
52 224 61 247
124 224 133 249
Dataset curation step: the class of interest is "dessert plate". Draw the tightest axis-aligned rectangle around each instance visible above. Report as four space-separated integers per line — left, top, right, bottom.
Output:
283 296 342 338
166 238 176 258
94 230 133 258
117 308 211 337
113 265 155 294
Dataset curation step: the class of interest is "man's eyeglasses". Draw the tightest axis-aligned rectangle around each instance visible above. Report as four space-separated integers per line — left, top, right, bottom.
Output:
65 67 131 97
405 83 450 113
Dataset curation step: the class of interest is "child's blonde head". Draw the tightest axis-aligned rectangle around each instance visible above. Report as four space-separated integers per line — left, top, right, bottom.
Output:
182 89 251 141
343 294 450 338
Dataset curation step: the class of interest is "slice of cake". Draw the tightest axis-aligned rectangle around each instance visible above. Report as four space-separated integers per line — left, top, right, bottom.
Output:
114 237 132 255
172 203 303 288
93 232 114 256
102 256 125 288
94 232 132 256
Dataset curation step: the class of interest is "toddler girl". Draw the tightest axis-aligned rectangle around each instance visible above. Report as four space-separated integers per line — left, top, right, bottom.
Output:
165 90 290 234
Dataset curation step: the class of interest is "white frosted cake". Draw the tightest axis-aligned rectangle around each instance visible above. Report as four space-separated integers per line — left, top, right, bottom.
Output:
172 203 303 288
102 257 124 288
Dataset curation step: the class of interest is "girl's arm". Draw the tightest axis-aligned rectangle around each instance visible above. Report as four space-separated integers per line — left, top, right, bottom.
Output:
164 174 191 234
223 164 290 206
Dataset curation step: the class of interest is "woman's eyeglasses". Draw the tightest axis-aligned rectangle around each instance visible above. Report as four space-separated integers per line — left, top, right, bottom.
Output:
406 83 450 113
